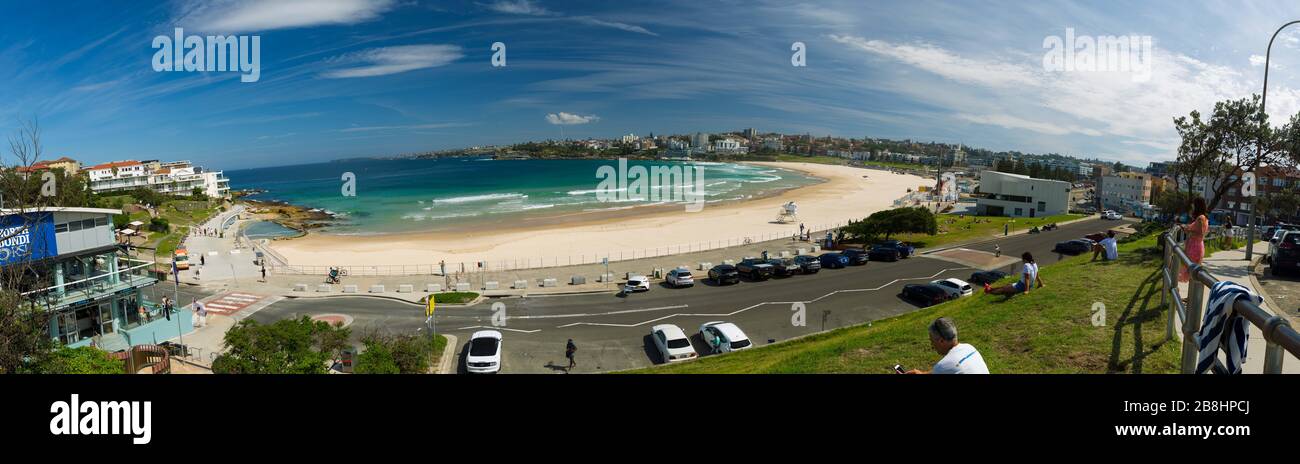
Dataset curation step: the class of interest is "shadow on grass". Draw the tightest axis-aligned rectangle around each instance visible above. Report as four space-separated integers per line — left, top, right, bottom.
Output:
1107 268 1171 373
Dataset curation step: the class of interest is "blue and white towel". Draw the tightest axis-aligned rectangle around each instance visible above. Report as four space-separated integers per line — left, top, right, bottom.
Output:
1195 281 1262 374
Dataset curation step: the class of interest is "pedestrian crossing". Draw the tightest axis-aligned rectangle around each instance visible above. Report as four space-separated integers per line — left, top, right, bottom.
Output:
202 292 266 316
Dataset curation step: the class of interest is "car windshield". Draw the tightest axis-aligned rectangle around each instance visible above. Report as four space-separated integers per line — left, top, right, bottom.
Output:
470 338 498 356
730 339 751 349
666 338 691 349
628 280 642 286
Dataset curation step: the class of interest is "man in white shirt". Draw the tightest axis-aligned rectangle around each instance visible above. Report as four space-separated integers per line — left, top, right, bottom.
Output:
905 317 989 374
1092 230 1119 261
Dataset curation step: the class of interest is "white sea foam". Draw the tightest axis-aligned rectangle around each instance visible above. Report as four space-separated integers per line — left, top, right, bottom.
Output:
432 193 528 204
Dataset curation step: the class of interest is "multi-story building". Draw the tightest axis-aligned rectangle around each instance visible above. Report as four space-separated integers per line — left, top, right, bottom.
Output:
1098 172 1153 212
87 159 229 198
692 132 710 150
713 138 747 155
1 207 190 351
15 156 81 176
974 170 1071 217
1213 166 1300 225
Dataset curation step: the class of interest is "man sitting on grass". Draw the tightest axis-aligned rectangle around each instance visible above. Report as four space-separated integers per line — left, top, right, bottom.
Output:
904 317 989 374
1091 230 1119 262
984 252 1043 296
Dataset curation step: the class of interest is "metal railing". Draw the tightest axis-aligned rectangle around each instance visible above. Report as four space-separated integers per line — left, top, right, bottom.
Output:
266 221 850 276
1161 226 1300 373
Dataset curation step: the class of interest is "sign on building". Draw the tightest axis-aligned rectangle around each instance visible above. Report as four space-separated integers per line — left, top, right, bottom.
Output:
0 212 58 266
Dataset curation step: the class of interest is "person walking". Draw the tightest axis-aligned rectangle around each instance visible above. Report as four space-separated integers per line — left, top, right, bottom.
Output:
195 299 207 328
162 296 173 321
1179 197 1209 283
565 339 577 372
261 265 267 282
200 254 205 266
1222 215 1235 250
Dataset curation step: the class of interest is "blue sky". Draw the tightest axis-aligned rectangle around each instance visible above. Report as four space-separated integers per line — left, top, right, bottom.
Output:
2 0 1300 170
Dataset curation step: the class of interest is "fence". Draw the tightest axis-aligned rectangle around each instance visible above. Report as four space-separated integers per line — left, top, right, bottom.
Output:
269 221 850 276
1161 226 1300 373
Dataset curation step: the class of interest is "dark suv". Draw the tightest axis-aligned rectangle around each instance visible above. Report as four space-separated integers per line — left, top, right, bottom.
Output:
840 248 870 265
793 255 822 274
736 258 776 281
1271 231 1300 275
876 240 915 258
708 264 741 285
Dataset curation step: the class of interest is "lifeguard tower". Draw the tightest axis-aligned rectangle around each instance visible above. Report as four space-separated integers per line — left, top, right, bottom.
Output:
776 201 798 224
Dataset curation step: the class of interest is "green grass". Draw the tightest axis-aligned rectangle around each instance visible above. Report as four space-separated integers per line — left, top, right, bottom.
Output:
430 333 448 369
776 154 850 166
892 213 1085 249
860 160 930 171
630 233 1180 374
432 292 479 304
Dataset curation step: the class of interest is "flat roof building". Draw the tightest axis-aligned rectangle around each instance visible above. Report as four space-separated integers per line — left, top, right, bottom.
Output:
974 170 1071 218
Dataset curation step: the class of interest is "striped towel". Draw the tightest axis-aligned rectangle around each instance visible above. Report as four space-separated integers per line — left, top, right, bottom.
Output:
1195 281 1261 374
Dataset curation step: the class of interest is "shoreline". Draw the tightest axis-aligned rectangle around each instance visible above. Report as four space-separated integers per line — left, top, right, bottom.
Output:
262 161 928 267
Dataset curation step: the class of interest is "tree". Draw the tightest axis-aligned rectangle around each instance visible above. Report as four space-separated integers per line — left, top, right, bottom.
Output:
1175 95 1296 212
1153 189 1195 223
844 207 938 241
211 316 351 374
355 331 439 374
0 118 61 373
1254 188 1300 223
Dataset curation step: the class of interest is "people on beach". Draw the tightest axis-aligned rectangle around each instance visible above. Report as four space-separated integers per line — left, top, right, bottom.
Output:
984 252 1043 296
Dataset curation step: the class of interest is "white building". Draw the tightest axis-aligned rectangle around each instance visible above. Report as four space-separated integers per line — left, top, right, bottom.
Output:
88 159 229 198
975 170 1070 218
713 138 747 155
692 132 710 149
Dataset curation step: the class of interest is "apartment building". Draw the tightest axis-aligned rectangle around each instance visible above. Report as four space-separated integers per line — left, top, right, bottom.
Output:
1098 172 1153 212
87 159 230 198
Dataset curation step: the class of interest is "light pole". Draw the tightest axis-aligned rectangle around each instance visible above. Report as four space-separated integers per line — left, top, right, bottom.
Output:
1248 20 1300 261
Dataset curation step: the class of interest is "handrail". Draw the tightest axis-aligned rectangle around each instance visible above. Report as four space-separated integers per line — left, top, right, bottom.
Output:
1162 226 1300 373
20 259 155 296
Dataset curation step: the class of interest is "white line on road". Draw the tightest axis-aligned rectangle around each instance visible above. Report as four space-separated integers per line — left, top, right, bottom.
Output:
453 325 541 334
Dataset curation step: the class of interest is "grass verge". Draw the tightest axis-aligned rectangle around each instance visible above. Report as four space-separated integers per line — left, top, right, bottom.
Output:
432 292 479 304
630 233 1180 374
895 213 1085 249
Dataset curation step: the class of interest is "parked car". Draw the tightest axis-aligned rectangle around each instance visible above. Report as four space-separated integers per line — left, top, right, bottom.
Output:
968 270 1008 285
665 268 695 288
699 321 753 354
900 283 953 307
876 239 916 258
793 255 822 274
624 275 651 293
765 258 802 277
1053 239 1094 255
1271 231 1300 275
708 264 741 285
818 252 849 269
736 258 776 280
868 246 901 262
840 248 870 265
1103 211 1123 220
465 330 502 374
931 278 974 298
650 324 697 363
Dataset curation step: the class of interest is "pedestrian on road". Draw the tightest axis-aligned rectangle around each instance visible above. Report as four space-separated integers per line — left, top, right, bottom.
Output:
195 299 207 327
200 254 205 266
1004 223 1009 236
994 244 1001 258
565 339 577 372
261 265 267 282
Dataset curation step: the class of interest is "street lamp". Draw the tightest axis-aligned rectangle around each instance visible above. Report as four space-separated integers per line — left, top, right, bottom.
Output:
1248 20 1300 261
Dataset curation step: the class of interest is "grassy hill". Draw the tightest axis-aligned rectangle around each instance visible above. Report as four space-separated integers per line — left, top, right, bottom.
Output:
631 232 1181 374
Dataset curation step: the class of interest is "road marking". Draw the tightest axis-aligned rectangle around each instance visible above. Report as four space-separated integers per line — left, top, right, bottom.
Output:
510 304 689 320
453 325 541 334
555 267 972 329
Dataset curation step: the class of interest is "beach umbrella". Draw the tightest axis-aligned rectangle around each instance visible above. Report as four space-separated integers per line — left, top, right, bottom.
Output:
129 220 145 226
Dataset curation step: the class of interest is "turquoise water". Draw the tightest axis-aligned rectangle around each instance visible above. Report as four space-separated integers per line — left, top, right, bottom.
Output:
228 158 818 235
242 220 301 240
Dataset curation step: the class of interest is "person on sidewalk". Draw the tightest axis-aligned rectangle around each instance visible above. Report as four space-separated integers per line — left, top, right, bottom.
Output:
162 296 173 321
1222 216 1235 250
195 299 207 328
985 252 1043 296
904 317 989 374
565 339 577 372
261 265 267 282
1179 197 1209 283
1092 230 1119 262
200 254 205 266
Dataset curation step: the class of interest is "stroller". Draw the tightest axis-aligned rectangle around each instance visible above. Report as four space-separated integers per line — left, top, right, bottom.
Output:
326 267 342 284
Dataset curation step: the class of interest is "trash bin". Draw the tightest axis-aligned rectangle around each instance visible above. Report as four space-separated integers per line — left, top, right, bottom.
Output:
340 346 357 373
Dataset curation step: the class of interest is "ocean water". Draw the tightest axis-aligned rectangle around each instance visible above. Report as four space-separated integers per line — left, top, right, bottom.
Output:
227 158 819 235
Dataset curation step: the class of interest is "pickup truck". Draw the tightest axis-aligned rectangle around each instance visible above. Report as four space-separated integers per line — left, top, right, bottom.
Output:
735 258 775 281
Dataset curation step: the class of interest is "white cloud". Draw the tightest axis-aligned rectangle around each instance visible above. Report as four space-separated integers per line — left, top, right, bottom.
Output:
178 0 395 33
571 16 657 36
484 0 552 16
829 34 1039 88
956 113 1102 137
1250 54 1267 67
545 112 599 125
322 45 463 79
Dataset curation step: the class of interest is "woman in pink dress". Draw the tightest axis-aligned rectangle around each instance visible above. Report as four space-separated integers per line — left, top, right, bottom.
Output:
1179 197 1209 282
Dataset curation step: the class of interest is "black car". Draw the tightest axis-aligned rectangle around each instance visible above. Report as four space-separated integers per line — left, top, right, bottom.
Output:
793 255 822 274
900 283 952 307
708 264 741 285
1271 231 1300 275
766 258 802 277
818 252 849 269
1053 239 1093 255
736 258 776 281
840 248 870 265
968 270 1008 285
868 246 900 262
877 239 916 258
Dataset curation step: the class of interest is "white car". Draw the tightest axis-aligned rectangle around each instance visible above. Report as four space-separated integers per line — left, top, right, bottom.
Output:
931 278 974 298
665 268 695 288
624 275 651 293
699 321 753 354
651 324 698 363
465 330 502 374
1102 211 1122 220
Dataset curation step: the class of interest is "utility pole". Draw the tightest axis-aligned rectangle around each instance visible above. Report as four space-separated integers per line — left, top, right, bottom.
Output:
1249 20 1300 261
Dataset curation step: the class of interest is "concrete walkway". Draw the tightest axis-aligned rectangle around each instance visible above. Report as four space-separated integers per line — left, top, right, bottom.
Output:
1181 241 1300 374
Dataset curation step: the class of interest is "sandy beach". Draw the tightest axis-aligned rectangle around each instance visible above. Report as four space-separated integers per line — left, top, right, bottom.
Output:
268 162 929 268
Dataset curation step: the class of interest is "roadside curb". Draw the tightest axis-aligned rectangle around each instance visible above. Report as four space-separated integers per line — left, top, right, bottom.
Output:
436 334 458 374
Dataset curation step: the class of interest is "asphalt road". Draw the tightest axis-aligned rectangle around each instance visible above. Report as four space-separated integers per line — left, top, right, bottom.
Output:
251 217 1130 373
